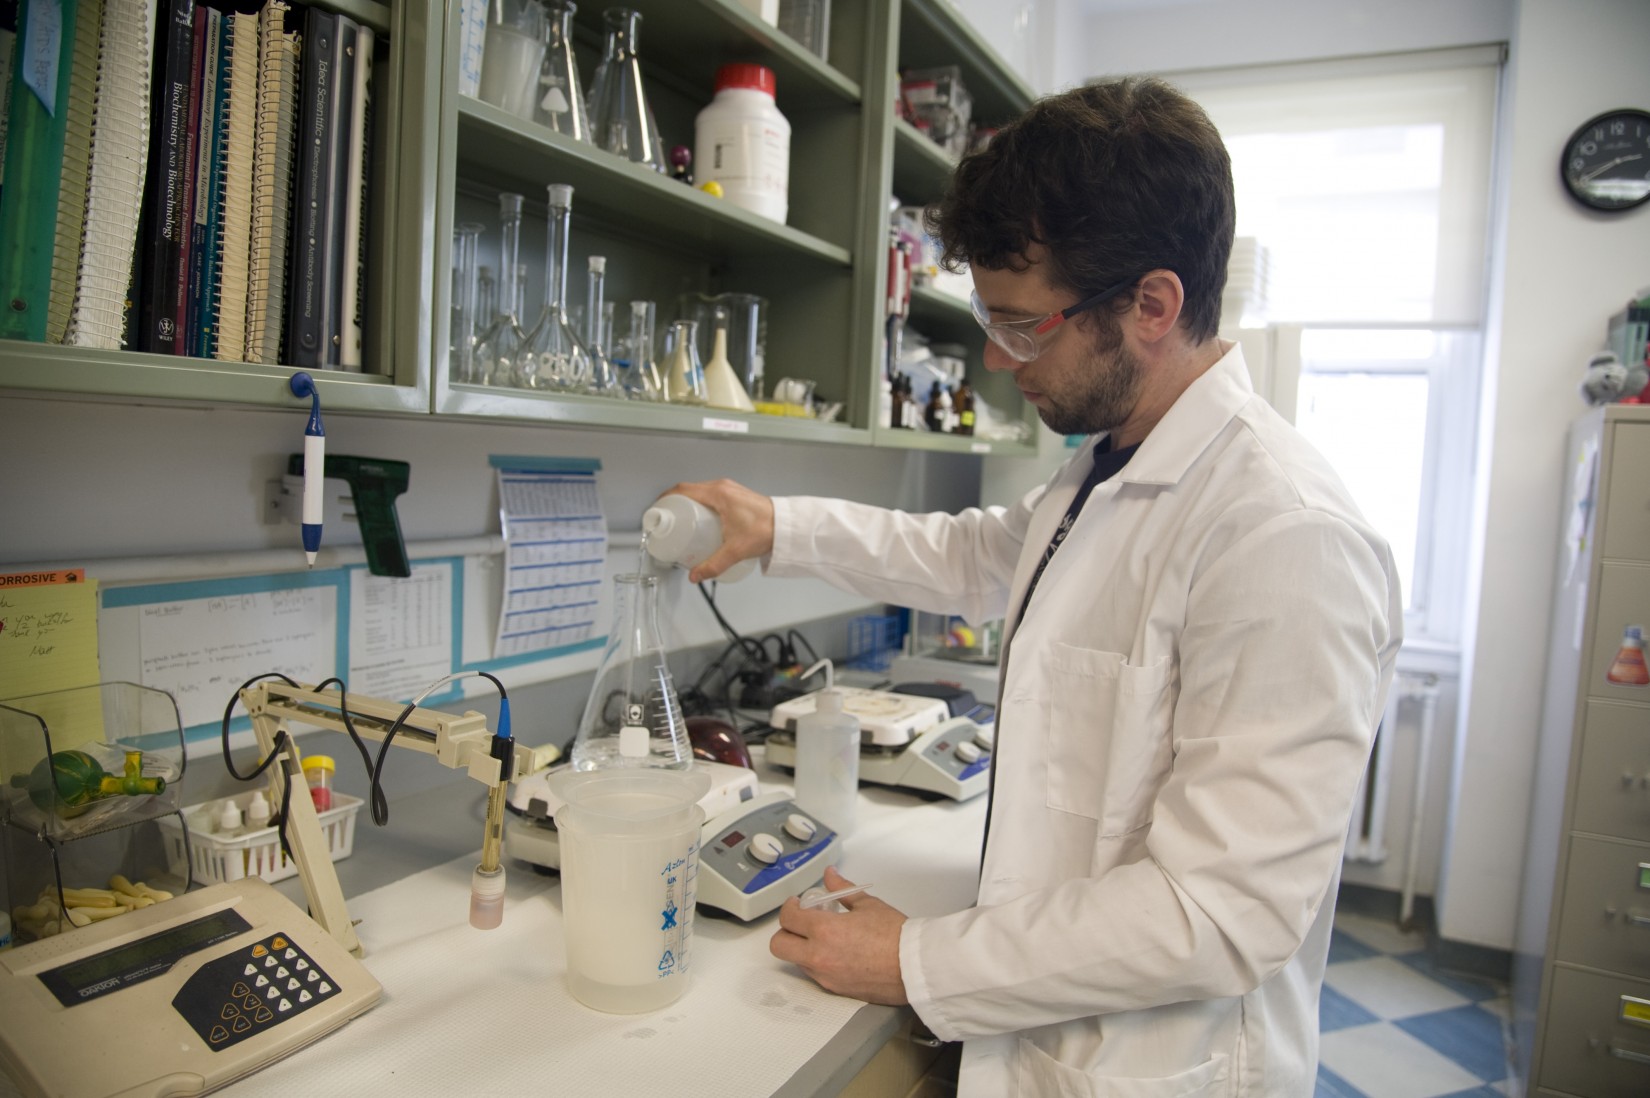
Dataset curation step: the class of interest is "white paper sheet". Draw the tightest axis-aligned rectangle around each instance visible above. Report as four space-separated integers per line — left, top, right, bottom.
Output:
347 563 453 701
493 468 606 659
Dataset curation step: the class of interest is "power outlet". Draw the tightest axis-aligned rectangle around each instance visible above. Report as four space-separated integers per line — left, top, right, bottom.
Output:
262 479 289 525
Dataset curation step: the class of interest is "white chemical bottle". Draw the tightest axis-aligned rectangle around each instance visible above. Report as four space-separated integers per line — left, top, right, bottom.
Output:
791 659 860 836
642 494 756 582
694 62 790 224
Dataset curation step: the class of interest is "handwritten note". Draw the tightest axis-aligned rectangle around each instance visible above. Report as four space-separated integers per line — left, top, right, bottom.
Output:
0 570 103 754
138 587 337 729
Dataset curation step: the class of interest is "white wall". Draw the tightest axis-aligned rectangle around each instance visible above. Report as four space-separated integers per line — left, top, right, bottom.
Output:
1439 0 1650 951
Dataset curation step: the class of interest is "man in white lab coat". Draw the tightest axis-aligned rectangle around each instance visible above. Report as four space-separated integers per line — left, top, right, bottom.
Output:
668 77 1402 1097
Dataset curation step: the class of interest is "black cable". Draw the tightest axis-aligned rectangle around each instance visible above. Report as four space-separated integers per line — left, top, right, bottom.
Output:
787 629 819 666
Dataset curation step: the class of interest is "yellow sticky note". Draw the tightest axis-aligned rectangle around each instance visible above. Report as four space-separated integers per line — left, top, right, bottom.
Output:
0 571 103 759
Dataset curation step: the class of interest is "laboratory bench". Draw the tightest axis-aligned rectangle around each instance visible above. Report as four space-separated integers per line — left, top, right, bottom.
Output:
213 746 983 1097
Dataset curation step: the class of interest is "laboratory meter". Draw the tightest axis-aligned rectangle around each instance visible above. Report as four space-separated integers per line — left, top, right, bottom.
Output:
0 877 380 1098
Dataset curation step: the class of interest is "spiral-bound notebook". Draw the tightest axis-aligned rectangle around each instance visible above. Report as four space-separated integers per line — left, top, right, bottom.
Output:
47 0 104 345
214 11 257 361
64 0 158 349
247 0 298 365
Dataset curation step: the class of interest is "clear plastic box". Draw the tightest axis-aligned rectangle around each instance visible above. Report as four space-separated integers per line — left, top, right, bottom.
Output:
900 66 973 160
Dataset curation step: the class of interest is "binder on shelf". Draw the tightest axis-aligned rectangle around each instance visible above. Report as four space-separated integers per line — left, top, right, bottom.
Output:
0 0 81 342
138 0 196 354
65 0 157 349
214 10 256 362
286 5 347 369
246 0 297 365
0 4 16 202
46 0 103 345
337 24 371 370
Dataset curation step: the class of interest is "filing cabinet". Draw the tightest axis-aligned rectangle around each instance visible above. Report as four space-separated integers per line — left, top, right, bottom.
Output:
1514 405 1650 1098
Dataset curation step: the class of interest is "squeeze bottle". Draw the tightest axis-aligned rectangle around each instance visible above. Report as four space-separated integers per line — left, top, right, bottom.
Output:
791 659 860 836
642 494 756 582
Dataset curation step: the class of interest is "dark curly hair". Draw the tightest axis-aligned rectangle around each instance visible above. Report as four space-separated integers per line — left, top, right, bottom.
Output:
927 77 1234 344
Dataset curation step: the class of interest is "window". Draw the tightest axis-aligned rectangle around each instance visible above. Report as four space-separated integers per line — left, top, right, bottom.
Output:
1179 49 1502 644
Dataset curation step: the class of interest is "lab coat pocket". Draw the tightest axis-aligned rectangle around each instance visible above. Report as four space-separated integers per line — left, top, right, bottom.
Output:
1044 645 1174 835
1017 1041 1231 1098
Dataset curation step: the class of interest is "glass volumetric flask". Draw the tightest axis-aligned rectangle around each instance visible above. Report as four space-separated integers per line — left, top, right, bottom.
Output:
618 300 664 401
663 318 708 404
536 1 589 141
450 222 483 384
587 9 667 172
474 193 532 386
572 573 692 771
583 256 624 397
522 183 590 390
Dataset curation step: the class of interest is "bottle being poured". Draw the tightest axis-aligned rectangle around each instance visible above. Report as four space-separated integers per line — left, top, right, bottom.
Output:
642 494 755 582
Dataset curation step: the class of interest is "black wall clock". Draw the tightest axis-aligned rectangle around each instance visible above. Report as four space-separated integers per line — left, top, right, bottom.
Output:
1561 108 1650 212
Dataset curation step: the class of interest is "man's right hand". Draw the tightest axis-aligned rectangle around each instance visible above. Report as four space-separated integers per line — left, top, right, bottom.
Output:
656 479 775 583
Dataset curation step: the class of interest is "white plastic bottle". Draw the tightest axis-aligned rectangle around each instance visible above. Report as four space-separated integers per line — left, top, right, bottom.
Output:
791 660 860 836
695 63 790 224
642 494 756 582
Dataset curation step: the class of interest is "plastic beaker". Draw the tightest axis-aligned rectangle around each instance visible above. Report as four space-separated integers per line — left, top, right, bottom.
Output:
571 573 693 770
478 0 547 121
549 767 711 1013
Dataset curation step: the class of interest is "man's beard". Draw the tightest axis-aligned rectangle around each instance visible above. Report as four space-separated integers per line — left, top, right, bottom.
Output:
1035 320 1144 437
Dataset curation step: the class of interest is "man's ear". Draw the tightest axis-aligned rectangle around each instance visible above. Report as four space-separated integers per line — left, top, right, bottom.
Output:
1128 270 1185 345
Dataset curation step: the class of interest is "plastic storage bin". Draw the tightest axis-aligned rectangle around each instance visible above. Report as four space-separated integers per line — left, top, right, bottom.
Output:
159 790 362 885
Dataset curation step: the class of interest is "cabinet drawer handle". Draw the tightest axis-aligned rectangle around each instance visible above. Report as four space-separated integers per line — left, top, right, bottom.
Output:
1628 911 1650 928
1609 1043 1650 1065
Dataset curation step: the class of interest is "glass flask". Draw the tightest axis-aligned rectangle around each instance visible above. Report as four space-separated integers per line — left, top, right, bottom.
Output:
535 1 589 142
618 300 664 400
450 222 483 384
522 183 590 391
571 573 692 770
477 265 498 334
478 0 547 121
583 256 624 397
586 9 667 172
474 193 531 386
662 318 708 404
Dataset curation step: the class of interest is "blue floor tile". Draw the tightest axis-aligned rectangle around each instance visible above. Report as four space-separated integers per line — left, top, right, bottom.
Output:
1314 1063 1368 1098
1320 982 1380 1033
1328 928 1380 965
1394 1005 1508 1082
1394 950 1503 1003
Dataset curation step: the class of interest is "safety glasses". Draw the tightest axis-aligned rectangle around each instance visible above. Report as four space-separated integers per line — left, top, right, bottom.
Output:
968 276 1137 363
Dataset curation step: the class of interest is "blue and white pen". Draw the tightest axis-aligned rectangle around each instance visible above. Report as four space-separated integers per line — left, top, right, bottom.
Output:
290 372 326 566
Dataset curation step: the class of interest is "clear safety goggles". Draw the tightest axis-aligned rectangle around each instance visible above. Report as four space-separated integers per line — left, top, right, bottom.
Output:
968 276 1137 363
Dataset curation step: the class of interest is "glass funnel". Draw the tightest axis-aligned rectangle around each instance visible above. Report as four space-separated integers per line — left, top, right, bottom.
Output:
571 573 691 770
522 183 590 390
586 9 667 172
473 193 531 386
535 1 589 141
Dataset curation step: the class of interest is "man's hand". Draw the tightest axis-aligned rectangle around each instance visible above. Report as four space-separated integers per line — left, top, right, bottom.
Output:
657 479 776 583
769 866 910 1005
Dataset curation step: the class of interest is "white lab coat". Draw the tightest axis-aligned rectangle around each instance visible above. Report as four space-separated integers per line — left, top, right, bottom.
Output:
766 345 1402 1096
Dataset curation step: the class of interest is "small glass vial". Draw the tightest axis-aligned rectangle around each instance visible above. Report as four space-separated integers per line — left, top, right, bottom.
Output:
303 755 336 811
1607 624 1650 687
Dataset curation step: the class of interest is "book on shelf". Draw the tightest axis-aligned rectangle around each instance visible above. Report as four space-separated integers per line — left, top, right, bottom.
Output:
185 3 222 358
286 3 344 369
137 0 195 354
0 1 16 203
0 0 81 342
338 24 371 370
246 0 298 365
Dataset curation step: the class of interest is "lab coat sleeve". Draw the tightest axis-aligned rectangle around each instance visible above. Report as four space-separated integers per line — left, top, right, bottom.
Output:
765 492 1037 626
898 508 1400 1040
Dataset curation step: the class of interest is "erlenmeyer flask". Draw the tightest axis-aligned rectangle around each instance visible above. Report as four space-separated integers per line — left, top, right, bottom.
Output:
586 9 667 172
583 256 624 397
572 573 692 770
522 183 590 390
474 194 531 386
662 318 708 404
450 222 482 384
618 300 664 401
535 1 589 141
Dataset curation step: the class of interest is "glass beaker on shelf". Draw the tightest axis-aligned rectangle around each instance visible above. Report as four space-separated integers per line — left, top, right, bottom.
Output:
618 300 664 401
571 573 692 771
473 193 531 387
521 183 590 391
477 0 547 121
536 0 589 141
662 318 707 405
583 257 623 397
586 8 667 172
450 222 483 384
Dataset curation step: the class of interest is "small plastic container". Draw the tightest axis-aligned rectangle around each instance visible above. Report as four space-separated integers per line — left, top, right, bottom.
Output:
159 791 361 885
694 63 790 224
304 754 336 811
791 660 860 836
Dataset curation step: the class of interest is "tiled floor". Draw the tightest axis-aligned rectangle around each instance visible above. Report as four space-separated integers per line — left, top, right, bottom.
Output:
1317 910 1515 1098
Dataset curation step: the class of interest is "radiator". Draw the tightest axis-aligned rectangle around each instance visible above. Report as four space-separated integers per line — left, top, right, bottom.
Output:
1344 683 1404 864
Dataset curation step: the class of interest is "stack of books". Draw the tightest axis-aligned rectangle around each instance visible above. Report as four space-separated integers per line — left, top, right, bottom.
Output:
0 0 376 370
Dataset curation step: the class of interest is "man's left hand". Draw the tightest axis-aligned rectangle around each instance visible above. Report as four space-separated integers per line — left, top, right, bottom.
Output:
769 866 910 1005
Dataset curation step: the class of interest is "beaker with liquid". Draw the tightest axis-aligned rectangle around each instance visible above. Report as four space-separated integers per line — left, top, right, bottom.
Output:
548 767 710 1013
521 183 589 390
571 573 693 770
477 0 547 121
586 8 667 171
535 1 588 141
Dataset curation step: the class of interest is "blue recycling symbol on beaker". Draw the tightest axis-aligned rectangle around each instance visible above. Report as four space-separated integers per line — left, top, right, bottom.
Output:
658 950 675 973
661 902 678 930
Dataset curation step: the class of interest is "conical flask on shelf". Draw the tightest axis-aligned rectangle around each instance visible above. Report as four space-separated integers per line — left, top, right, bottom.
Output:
473 193 532 386
702 305 756 411
571 573 692 770
535 1 589 141
522 184 590 390
586 8 667 171
662 318 708 405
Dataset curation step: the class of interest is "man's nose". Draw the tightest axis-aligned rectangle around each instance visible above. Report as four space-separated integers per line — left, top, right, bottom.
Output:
981 339 1020 373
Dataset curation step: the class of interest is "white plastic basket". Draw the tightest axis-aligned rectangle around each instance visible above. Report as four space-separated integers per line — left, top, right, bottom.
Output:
159 791 361 885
